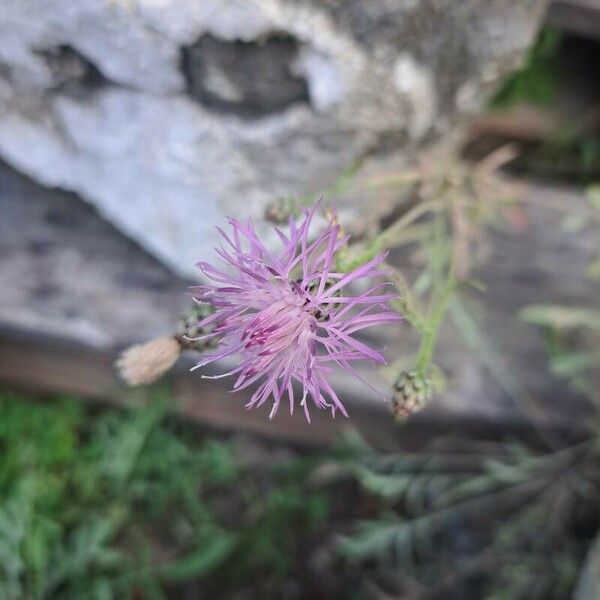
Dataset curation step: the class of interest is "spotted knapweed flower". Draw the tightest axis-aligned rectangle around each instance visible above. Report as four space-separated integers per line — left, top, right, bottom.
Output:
191 204 401 421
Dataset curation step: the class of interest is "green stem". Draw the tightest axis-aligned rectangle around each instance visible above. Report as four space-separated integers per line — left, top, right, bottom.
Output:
414 213 455 372
338 214 433 273
369 200 441 256
415 279 455 372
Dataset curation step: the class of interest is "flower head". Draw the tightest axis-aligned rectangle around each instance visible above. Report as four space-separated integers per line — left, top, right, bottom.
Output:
192 204 401 421
116 336 181 386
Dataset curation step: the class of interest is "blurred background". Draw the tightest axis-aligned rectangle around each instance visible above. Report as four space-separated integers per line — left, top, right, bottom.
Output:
0 1 599 598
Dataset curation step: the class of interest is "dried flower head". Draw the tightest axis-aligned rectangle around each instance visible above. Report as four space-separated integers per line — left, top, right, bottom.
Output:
116 336 181 386
192 204 401 421
115 302 221 386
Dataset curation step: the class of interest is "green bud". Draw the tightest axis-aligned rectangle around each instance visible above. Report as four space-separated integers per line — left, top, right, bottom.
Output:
176 303 219 351
392 366 444 419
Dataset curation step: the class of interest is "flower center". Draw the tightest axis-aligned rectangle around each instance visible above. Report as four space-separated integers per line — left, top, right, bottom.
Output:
300 279 340 322
242 295 313 356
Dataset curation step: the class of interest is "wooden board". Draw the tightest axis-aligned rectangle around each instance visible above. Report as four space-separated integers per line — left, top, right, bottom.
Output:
0 161 598 447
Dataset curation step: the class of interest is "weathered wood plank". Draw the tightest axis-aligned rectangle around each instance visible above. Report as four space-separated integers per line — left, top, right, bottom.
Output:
2 326 572 450
0 160 598 445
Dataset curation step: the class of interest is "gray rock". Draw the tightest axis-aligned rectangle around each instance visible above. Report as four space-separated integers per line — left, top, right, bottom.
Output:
0 0 546 276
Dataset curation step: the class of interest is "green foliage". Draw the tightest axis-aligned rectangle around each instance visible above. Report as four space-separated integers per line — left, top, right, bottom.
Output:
491 27 563 109
0 390 329 599
231 479 328 578
334 433 600 599
519 303 600 400
519 305 600 331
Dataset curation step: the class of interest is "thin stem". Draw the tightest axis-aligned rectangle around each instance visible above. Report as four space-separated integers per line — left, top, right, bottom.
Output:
338 201 440 273
415 214 456 372
370 200 441 254
359 169 423 188
415 279 455 372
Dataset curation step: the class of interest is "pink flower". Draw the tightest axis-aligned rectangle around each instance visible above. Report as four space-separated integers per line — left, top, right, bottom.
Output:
192 204 401 421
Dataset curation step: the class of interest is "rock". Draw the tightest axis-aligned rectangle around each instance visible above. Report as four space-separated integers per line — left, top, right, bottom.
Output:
0 161 186 349
0 0 546 276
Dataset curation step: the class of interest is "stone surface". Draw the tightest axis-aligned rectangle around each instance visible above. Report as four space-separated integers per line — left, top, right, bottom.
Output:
0 0 546 276
0 162 186 349
547 0 600 40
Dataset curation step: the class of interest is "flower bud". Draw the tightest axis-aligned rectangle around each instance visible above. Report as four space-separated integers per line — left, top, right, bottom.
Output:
115 303 219 386
392 366 443 419
115 336 181 386
264 197 300 224
176 303 218 350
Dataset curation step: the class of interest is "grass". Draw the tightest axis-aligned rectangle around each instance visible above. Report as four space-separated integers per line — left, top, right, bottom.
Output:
490 27 564 110
0 389 329 599
1 388 599 600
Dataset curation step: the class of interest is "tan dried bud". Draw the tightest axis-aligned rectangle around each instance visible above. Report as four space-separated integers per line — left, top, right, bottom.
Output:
115 336 182 386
